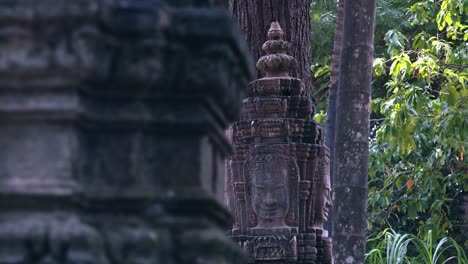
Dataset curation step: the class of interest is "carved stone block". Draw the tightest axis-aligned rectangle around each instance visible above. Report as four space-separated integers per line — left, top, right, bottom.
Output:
244 236 298 261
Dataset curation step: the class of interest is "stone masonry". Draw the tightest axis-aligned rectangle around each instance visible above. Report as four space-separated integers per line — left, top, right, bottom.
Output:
0 0 253 263
225 22 332 264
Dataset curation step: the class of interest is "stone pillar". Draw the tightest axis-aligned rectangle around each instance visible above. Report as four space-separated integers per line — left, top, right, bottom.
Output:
0 0 253 263
226 22 332 263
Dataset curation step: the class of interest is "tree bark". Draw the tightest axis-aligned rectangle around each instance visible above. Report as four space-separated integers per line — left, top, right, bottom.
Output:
327 0 345 92
332 0 376 263
324 0 345 235
224 0 313 95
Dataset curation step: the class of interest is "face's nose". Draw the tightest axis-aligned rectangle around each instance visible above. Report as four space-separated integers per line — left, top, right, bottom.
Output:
264 191 277 206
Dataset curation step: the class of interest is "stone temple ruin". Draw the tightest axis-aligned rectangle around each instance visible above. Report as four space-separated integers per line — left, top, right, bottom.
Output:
225 22 333 263
0 1 253 263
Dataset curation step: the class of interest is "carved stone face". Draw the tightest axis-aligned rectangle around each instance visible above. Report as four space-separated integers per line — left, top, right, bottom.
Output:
311 148 333 228
322 184 332 222
251 161 289 228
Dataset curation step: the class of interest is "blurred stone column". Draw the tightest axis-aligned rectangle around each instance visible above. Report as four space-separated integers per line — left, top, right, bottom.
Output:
0 0 253 263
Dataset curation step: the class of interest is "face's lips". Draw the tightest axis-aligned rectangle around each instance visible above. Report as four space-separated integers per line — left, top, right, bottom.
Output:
258 206 284 217
261 207 280 212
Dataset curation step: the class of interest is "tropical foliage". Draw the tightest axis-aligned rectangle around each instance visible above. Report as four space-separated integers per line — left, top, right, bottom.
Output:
367 0 467 245
310 0 336 103
311 0 467 256
366 229 467 263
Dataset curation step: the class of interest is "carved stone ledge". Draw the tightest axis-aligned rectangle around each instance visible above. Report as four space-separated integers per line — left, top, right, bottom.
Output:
247 78 305 97
242 96 314 120
233 119 318 145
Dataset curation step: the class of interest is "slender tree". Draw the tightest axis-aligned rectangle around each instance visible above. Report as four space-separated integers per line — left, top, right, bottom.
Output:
332 0 376 262
221 0 314 95
323 0 344 234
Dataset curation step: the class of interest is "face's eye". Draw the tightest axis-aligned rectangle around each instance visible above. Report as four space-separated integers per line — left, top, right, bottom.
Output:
254 185 265 195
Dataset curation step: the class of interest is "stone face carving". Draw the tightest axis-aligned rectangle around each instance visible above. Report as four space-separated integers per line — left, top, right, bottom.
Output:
311 147 333 229
226 22 332 263
0 0 253 263
246 151 300 233
249 154 290 229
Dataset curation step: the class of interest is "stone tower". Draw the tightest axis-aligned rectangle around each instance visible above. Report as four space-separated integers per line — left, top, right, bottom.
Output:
226 22 332 263
0 0 253 263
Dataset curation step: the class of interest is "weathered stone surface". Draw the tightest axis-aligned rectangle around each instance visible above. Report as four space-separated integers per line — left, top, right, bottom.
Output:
225 22 332 264
0 0 253 263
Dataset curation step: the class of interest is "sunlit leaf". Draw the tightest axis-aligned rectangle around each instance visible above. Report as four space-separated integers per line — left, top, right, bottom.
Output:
407 177 414 191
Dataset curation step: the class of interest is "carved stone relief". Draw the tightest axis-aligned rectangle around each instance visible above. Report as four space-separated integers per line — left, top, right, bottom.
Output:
226 22 332 263
244 148 300 235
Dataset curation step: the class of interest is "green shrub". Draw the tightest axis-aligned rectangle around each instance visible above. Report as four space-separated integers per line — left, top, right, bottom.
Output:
366 229 467 264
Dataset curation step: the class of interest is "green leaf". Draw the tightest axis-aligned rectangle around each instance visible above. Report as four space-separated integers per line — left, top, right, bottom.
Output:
408 202 418 219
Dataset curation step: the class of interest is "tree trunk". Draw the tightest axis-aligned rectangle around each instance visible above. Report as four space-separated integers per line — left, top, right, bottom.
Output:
327 0 345 92
324 0 345 235
224 0 314 95
332 0 376 262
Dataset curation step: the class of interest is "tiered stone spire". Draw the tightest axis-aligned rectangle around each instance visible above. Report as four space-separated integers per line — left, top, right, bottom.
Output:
226 22 332 263
256 22 295 77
